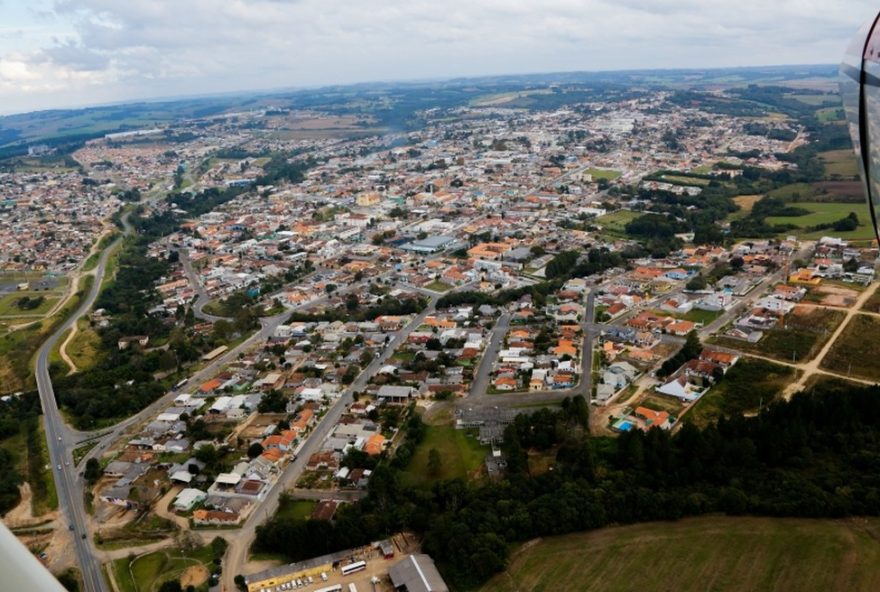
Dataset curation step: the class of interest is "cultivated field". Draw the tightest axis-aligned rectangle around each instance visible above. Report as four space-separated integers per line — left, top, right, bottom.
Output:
820 149 860 178
479 516 880 592
821 314 880 382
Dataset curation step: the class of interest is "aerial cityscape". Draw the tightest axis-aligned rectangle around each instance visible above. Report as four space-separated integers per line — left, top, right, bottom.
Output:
3 2 880 592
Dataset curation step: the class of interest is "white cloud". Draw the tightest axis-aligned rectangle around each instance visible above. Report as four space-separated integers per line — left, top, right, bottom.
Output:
0 0 876 113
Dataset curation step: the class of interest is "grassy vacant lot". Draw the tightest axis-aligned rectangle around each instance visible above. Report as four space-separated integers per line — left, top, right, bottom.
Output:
817 106 846 122
595 210 640 237
586 168 621 180
714 307 844 363
820 149 860 178
402 426 487 486
0 292 59 317
424 280 453 293
478 516 880 592
728 194 762 220
864 290 880 314
67 317 102 371
275 497 317 521
112 544 214 592
821 314 880 382
661 174 710 186
765 202 873 240
687 358 797 427
767 182 819 200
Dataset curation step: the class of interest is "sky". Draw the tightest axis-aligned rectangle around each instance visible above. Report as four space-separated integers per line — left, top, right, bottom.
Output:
0 0 877 115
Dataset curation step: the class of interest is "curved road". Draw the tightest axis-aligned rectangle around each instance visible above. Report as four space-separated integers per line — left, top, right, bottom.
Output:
34 215 131 592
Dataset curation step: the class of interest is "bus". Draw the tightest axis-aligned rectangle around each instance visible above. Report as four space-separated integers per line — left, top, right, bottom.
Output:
172 378 188 391
340 561 366 576
315 586 342 592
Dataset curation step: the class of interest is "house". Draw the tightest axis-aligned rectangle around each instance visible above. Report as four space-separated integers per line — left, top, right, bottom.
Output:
656 376 703 402
700 349 739 368
494 376 517 391
364 433 386 456
117 335 149 350
192 509 241 526
634 406 671 430
377 385 417 403
173 488 207 512
666 320 696 336
552 339 578 358
754 296 796 315
773 284 806 301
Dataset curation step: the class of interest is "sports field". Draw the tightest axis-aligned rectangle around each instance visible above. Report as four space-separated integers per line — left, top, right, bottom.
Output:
586 168 622 181
595 210 640 237
479 516 880 592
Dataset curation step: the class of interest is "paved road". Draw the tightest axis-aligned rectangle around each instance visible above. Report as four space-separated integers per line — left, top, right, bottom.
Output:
222 293 441 591
178 248 230 323
34 216 131 592
468 312 511 398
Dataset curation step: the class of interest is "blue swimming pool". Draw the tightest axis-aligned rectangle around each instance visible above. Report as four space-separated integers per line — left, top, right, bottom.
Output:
615 420 635 432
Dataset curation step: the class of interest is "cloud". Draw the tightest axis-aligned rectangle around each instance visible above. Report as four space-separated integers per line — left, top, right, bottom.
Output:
0 0 877 113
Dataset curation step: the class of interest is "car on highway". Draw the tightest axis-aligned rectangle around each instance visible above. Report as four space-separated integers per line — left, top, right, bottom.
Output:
56 464 61 470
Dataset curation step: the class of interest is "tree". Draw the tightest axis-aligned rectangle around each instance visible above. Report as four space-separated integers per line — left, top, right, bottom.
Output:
427 448 442 477
247 442 264 459
158 580 182 592
730 255 745 271
686 274 707 291
84 458 101 484
234 574 246 590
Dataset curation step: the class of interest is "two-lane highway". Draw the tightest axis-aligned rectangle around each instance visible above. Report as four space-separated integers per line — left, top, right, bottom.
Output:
35 224 125 592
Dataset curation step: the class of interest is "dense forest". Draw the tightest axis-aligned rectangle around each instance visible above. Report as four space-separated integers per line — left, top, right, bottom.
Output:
253 381 880 589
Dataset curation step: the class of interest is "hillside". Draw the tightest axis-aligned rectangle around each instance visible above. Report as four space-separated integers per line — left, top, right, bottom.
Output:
479 516 880 592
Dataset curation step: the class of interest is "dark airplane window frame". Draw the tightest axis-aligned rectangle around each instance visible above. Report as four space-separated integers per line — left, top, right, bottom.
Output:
841 11 880 243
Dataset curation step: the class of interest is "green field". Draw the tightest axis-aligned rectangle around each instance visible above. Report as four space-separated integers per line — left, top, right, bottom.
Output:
687 358 798 427
595 210 640 237
0 292 59 317
67 318 102 371
586 168 622 181
820 149 860 178
661 174 710 186
766 182 820 200
821 313 880 382
424 280 453 293
478 516 880 592
727 194 762 221
817 106 845 122
275 497 317 521
112 545 214 592
765 202 873 239
785 93 837 106
402 426 488 486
